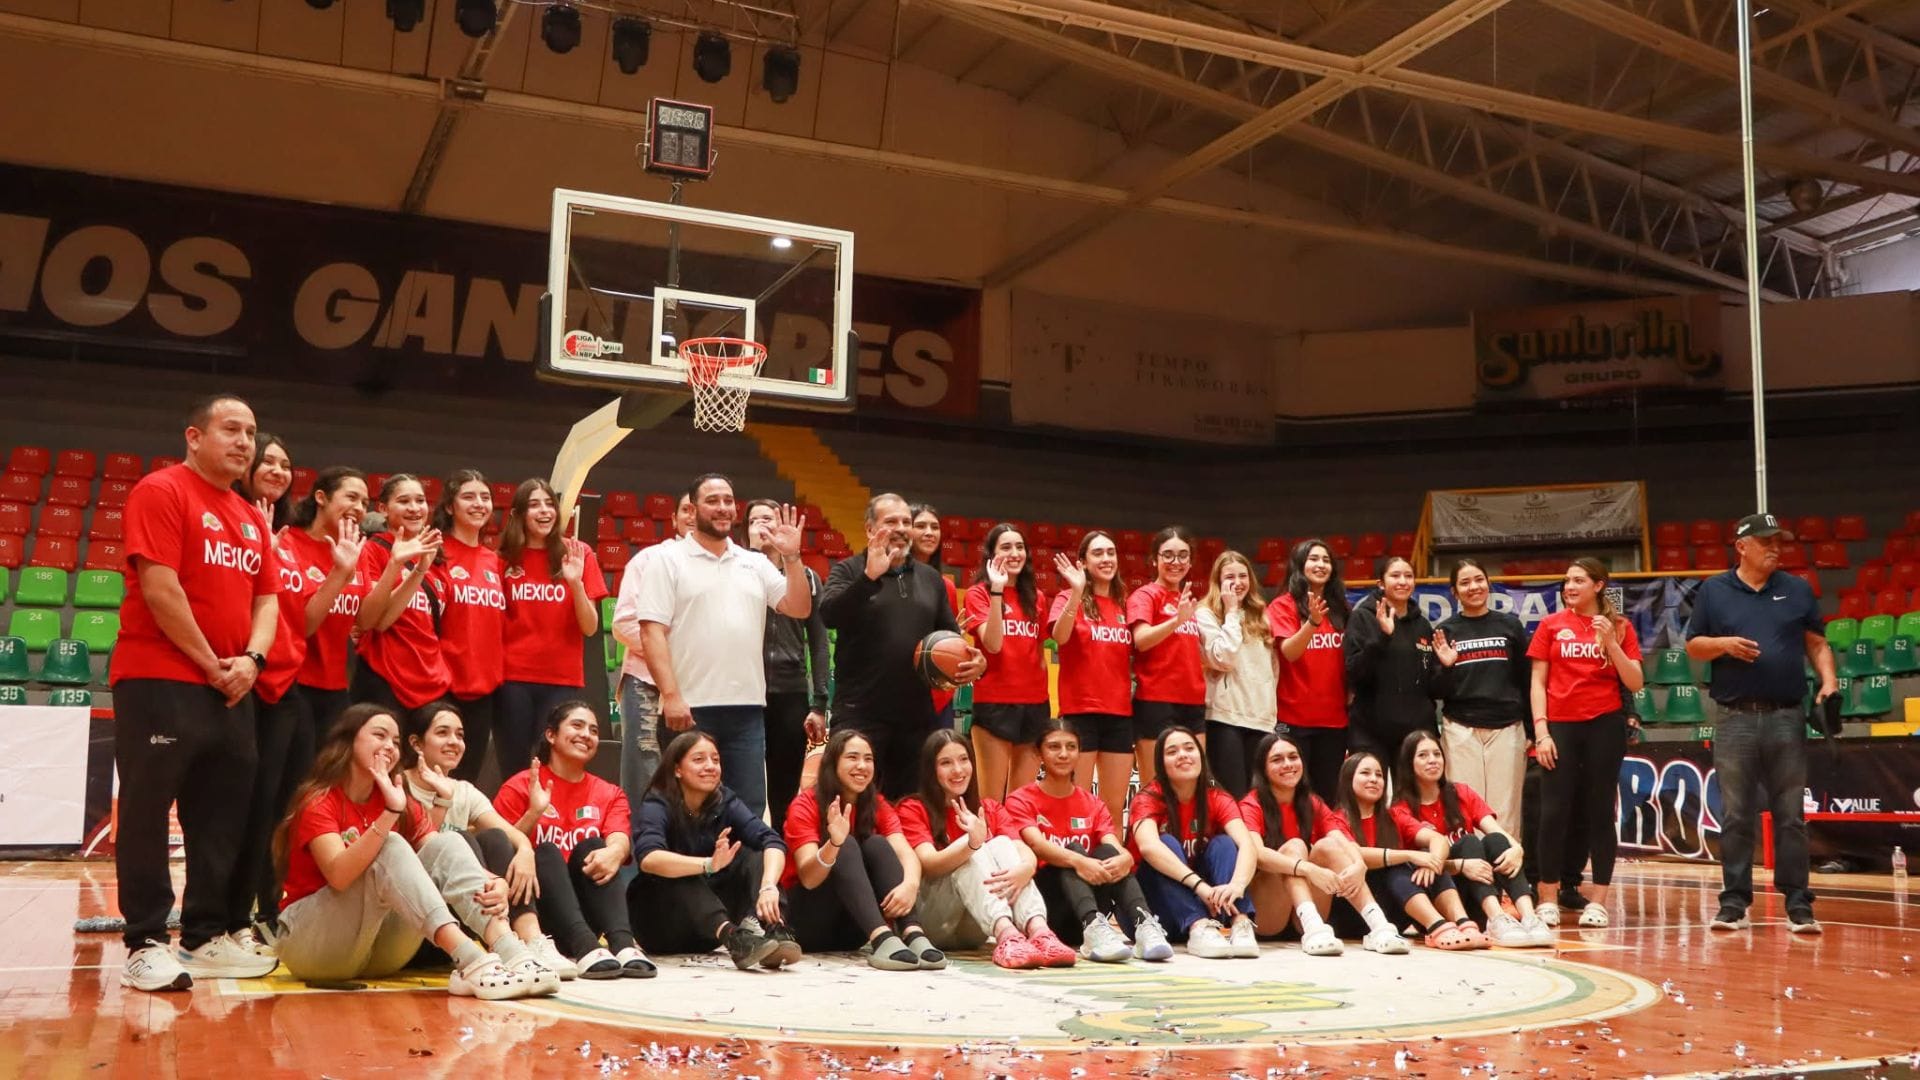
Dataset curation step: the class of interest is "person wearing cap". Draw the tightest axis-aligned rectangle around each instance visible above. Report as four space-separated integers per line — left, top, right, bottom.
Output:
1683 512 1837 935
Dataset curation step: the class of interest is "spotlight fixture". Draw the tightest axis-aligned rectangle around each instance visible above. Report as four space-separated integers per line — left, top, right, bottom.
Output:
1786 177 1826 215
770 236 793 249
692 32 732 83
762 46 800 103
454 0 495 37
305 0 333 10
612 17 652 75
386 0 424 32
542 3 582 54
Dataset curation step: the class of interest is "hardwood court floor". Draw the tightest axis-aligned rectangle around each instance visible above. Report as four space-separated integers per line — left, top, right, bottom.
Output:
2 859 1916 1079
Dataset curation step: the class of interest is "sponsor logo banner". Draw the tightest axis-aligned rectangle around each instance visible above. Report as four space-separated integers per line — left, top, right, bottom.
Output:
1473 293 1724 401
1429 483 1643 548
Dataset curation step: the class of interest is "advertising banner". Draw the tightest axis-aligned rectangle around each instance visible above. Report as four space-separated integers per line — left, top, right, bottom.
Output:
1473 293 1724 401
0 706 89 846
1429 483 1643 549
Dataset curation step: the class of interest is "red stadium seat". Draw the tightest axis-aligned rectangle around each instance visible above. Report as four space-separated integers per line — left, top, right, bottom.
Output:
1893 562 1920 591
595 541 629 568
289 467 316 500
84 540 124 571
480 528 501 550
1884 537 1915 564
1390 532 1417 558
1693 545 1729 571
596 516 622 542
1654 521 1686 548
644 493 675 520
604 491 640 519
32 535 77 572
1832 514 1868 542
1342 556 1373 581
1116 530 1147 554
1255 537 1287 563
1197 538 1227 564
1875 589 1909 616
1836 589 1871 621
487 482 515 508
97 479 132 509
36 504 83 538
802 553 831 580
0 472 40 504
1061 525 1087 547
1785 567 1820 597
1812 542 1849 570
1121 552 1148 578
0 502 27 536
970 518 995 541
1032 522 1059 547
102 452 143 481
418 476 443 504
89 508 125 541
6 446 50 475
622 518 657 544
1356 533 1387 559
46 476 89 507
0 534 21 568
367 473 392 497
1688 519 1720 547
1263 562 1286 587
53 450 97 478
1856 563 1889 594
1793 516 1830 542
940 540 969 566
1776 542 1808 570
148 455 181 473
1324 535 1354 559
1901 510 1920 537
1655 547 1691 572
939 515 969 541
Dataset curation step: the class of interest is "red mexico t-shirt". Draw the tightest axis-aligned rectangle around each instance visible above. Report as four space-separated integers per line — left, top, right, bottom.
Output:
279 527 366 693
1127 782 1241 862
356 540 452 709
1389 784 1496 845
1049 591 1133 715
1002 782 1115 852
896 795 1009 848
256 537 312 705
1265 594 1348 728
1525 609 1642 722
281 786 433 908
780 788 904 889
964 583 1050 705
1127 582 1205 705
494 763 632 862
1236 790 1352 845
439 536 507 698
1341 809 1391 848
503 544 607 687
112 465 279 685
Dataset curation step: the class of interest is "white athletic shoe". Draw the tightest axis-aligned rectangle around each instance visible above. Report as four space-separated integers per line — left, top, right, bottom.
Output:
1228 917 1260 958
1300 925 1344 956
124 939 192 992
1521 914 1556 947
507 952 562 996
179 934 277 979
1535 902 1561 927
528 935 579 980
448 953 533 1001
1488 912 1534 948
228 927 276 959
1131 909 1174 962
1186 920 1233 959
1362 925 1411 955
1079 917 1133 963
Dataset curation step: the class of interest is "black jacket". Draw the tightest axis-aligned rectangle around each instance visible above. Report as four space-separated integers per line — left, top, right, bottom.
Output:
632 785 787 866
819 554 958 731
764 565 829 707
1343 589 1438 741
1431 610 1531 729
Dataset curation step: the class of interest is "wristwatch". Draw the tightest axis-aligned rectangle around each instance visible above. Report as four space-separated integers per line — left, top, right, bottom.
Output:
244 650 267 670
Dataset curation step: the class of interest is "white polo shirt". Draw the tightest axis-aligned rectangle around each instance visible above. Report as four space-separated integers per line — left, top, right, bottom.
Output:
633 534 790 707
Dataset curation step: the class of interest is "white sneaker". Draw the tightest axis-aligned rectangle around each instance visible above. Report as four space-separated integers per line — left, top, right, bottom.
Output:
228 927 276 959
124 939 192 992
528 935 579 980
1536 902 1561 927
507 952 561 996
1521 914 1556 947
1577 904 1611 928
448 953 533 1001
1489 912 1534 948
1228 917 1259 958
1131 909 1174 962
1186 919 1233 959
179 934 277 979
1301 924 1344 956
1362 925 1410 955
576 946 623 980
1078 916 1133 963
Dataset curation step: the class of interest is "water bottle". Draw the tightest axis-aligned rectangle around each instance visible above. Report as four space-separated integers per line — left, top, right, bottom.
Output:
1895 845 1908 882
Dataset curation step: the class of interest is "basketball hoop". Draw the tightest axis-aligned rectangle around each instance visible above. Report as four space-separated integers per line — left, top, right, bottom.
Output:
679 336 768 432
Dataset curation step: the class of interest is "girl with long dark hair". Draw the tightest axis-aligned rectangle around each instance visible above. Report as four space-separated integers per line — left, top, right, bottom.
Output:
1528 557 1642 928
1128 728 1259 959
908 503 959 730
1344 555 1438 761
497 479 606 776
1432 558 1532 829
354 474 451 712
1265 539 1351 797
966 523 1048 802
428 469 507 786
282 467 369 735
1195 551 1276 797
1048 530 1134 827
1331 751 1483 950
1127 526 1206 787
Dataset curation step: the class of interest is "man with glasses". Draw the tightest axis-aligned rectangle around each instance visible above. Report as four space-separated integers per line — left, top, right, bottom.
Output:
820 493 983 799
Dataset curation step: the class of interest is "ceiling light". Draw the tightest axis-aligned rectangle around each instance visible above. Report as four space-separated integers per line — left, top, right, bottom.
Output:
762 46 800 103
454 0 494 37
611 18 652 74
542 4 582 54
770 236 793 249
386 0 424 32
1786 177 1825 215
693 32 732 83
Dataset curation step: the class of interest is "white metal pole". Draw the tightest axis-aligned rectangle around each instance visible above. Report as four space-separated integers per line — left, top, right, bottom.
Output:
1736 0 1769 513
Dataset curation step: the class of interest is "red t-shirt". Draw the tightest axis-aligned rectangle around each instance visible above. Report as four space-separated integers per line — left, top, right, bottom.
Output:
1049 591 1133 716
964 584 1050 705
896 795 1010 848
1127 582 1205 705
502 544 607 687
1236 790 1352 845
1389 783 1497 845
932 575 958 713
779 788 904 889
1265 594 1348 729
280 527 366 693
112 465 280 685
257 537 312 704
355 540 452 709
1126 782 1241 862
1525 609 1642 722
1002 781 1116 852
1341 809 1390 848
281 785 432 908
438 536 506 698
493 763 632 862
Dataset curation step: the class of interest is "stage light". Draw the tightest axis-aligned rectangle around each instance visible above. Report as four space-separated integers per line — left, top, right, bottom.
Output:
693 32 732 83
454 0 495 37
305 0 334 10
612 17 652 74
387 0 424 32
542 3 582 53
770 236 793 249
1786 177 1825 214
762 46 800 103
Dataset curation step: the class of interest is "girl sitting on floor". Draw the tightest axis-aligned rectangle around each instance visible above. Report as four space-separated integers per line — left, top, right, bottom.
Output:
1128 727 1260 959
1332 751 1485 950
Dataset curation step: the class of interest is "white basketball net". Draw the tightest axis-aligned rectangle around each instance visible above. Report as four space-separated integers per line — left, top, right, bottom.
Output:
680 338 769 432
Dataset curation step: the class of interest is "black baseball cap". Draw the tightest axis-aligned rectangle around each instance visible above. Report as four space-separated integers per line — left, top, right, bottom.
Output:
1733 513 1793 540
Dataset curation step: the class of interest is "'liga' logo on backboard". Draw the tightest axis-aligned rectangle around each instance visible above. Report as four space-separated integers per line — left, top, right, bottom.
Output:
562 330 625 360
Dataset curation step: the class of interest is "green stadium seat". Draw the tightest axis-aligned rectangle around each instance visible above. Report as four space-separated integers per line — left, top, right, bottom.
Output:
1630 686 1658 722
0 637 27 682
1660 684 1708 725
38 639 90 685
1858 613 1897 650
1884 636 1917 676
605 635 621 672
12 566 68 607
1648 648 1695 686
0 684 26 705
70 611 119 654
1896 611 1920 641
1825 618 1858 652
1843 639 1882 678
73 569 124 609
601 597 617 628
0 566 9 602
7 609 60 651
1843 673 1894 718
47 686 91 707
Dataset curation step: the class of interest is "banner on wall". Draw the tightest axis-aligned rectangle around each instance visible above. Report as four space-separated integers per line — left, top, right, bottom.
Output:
0 706 89 846
1428 483 1643 548
1349 575 1700 648
1009 291 1275 445
0 163 980 418
1472 293 1725 401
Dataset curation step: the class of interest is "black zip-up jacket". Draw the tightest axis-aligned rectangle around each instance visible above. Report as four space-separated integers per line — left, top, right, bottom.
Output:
1343 589 1438 743
764 565 829 708
1430 610 1531 729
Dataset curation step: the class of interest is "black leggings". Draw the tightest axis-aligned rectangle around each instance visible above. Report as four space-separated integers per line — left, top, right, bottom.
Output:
1281 725 1348 802
1353 863 1460 934
785 834 920 950
629 847 766 954
1537 711 1627 888
1522 760 1589 887
448 691 500 791
1033 843 1150 946
765 691 812 835
533 837 636 958
1205 723 1265 799
1447 833 1531 914
234 687 313 926
468 828 537 925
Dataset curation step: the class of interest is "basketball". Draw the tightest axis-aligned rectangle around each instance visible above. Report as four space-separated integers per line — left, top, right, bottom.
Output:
913 629 970 690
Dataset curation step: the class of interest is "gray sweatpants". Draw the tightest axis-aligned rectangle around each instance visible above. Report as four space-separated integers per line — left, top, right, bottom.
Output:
918 835 1049 949
276 832 491 982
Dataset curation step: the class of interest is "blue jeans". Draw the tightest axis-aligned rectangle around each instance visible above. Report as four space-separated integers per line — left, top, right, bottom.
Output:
618 676 663 814
692 704 768 818
1136 834 1254 936
1714 705 1813 911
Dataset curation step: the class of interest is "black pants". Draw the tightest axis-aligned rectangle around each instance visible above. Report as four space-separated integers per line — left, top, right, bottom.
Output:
1350 863 1460 934
1522 761 1588 888
1032 842 1149 946
498 681 583 780
533 837 635 959
837 719 932 802
113 679 258 950
786 833 919 950
448 690 500 790
469 828 537 924
1279 725 1348 801
299 685 351 744
350 662 403 712
1538 711 1627 888
1205 723 1265 798
1349 721 1430 770
765 691 813 834
630 847 766 954
1448 833 1531 916
234 686 313 927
